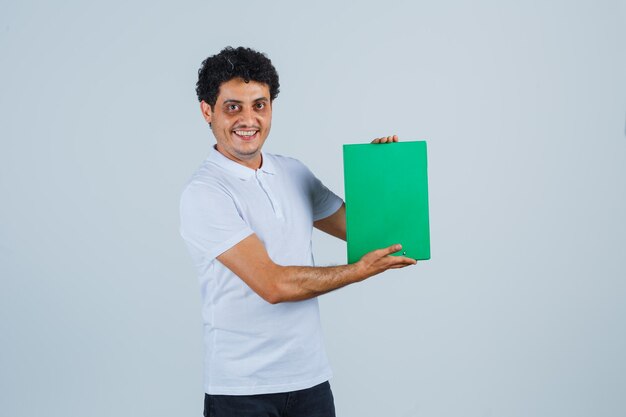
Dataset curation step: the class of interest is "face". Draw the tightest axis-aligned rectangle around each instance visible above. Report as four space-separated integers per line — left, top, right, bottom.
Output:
201 78 272 169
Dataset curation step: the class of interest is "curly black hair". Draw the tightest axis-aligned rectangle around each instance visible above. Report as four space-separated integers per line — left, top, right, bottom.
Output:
196 46 280 109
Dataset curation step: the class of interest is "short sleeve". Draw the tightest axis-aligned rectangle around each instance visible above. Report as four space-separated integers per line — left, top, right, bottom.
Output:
307 168 344 222
180 181 253 261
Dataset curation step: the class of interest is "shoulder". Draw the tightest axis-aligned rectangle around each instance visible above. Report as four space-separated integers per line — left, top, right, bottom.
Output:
264 152 313 177
180 158 234 203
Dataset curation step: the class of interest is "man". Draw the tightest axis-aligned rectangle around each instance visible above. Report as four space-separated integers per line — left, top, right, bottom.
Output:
180 46 416 417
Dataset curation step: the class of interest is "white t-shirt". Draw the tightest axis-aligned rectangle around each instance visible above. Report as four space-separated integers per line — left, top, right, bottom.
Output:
180 147 343 395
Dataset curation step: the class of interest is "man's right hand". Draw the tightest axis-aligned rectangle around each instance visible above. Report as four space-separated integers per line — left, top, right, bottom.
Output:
355 244 417 281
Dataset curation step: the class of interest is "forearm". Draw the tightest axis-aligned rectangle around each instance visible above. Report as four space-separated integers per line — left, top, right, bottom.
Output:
217 234 415 305
271 262 365 303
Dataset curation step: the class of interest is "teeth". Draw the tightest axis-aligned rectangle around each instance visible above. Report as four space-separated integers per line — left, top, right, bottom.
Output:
234 130 257 136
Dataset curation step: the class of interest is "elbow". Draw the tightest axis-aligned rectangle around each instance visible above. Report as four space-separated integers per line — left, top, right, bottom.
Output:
264 292 283 305
258 265 289 305
260 282 282 305
262 285 288 305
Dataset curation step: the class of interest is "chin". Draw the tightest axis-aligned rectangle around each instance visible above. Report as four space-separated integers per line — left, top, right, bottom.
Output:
235 147 261 158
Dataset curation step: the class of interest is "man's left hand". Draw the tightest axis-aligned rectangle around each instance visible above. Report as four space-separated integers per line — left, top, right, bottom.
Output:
371 134 398 144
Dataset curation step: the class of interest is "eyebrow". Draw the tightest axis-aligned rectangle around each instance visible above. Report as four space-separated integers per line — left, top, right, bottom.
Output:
222 97 269 104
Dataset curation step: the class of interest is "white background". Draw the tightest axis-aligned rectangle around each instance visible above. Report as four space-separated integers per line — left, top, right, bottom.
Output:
1 1 625 416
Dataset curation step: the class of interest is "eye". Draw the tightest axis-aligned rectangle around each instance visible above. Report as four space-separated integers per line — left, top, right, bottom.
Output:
255 102 266 110
227 104 239 111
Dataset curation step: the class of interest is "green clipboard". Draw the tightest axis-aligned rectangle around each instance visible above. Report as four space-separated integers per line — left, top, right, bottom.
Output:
343 141 431 263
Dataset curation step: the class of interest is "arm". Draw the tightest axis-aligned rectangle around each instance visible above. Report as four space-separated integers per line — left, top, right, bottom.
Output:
230 134 406 303
314 203 346 241
216 233 416 304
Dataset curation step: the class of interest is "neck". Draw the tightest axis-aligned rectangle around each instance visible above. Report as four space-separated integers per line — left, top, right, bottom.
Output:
215 145 262 170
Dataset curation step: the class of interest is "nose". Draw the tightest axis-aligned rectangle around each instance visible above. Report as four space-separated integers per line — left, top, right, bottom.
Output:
238 106 255 127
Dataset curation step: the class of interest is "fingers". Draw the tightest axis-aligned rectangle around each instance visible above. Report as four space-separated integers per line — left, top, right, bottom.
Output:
357 245 417 278
375 246 417 269
368 244 417 263
375 243 403 257
387 257 418 267
371 134 399 144
371 253 417 274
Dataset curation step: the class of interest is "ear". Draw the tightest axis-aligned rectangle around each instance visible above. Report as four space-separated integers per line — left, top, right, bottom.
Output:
200 101 213 124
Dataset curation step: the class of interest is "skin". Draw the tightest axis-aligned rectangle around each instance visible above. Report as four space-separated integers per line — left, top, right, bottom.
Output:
201 81 415 304
371 134 399 144
200 77 271 170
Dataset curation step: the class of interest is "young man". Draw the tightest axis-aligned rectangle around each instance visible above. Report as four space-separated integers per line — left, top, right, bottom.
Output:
180 46 416 417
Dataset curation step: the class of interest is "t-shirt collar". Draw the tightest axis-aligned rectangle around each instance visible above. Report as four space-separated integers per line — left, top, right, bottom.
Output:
207 145 276 180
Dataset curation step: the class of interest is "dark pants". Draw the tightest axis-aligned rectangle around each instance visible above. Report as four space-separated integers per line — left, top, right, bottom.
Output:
203 381 336 417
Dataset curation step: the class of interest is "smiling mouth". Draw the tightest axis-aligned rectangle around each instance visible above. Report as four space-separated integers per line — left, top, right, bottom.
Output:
233 129 259 140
